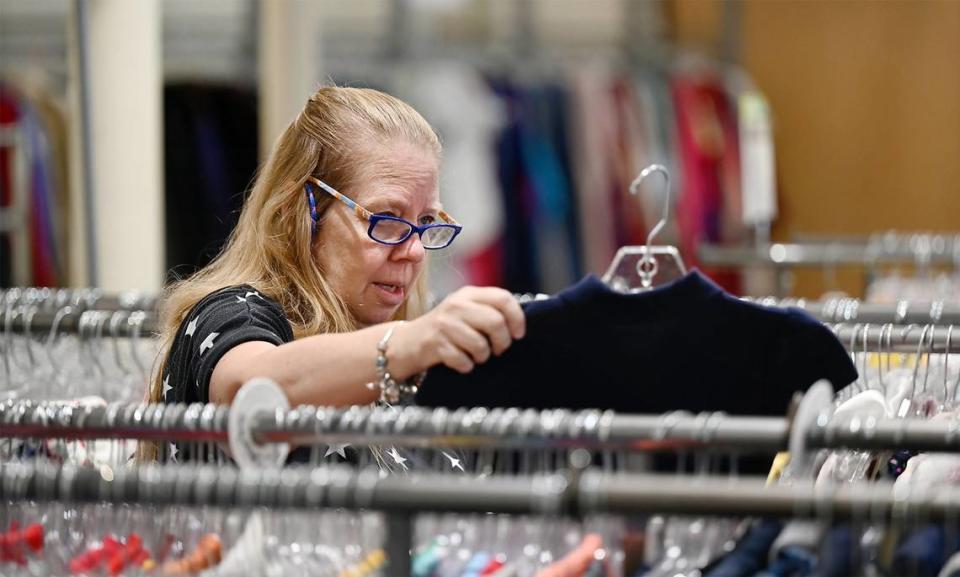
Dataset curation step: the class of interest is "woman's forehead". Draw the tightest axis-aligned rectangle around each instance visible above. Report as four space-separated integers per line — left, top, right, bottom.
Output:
353 180 441 212
352 161 440 207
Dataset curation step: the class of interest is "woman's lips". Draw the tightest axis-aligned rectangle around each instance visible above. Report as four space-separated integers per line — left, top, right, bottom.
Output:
373 282 406 305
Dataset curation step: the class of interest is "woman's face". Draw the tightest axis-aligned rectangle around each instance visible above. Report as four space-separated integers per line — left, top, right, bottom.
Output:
313 140 440 327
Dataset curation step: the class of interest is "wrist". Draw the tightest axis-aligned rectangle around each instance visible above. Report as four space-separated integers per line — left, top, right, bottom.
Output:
367 321 424 405
383 319 422 379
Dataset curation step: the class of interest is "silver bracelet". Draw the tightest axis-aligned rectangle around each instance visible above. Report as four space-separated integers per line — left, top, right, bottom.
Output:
367 321 424 405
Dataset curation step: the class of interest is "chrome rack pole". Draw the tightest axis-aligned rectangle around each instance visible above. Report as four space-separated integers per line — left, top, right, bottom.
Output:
832 324 960 353
747 296 960 326
1 288 158 312
7 402 960 454
699 242 960 268
4 309 159 337
6 462 960 523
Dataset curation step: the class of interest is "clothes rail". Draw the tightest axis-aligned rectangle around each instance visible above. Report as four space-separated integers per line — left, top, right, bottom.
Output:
3 307 158 337
832 323 960 353
8 300 960 344
747 296 960 325
699 241 960 269
0 287 157 312
9 308 960 349
3 398 960 454
3 460 960 524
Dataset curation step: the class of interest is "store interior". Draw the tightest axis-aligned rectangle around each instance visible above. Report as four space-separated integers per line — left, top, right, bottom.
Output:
2 1 960 576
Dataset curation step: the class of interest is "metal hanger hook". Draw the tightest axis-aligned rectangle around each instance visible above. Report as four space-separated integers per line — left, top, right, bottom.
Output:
629 164 671 257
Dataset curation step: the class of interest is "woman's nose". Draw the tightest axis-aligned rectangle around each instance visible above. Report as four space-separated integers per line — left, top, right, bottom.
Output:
392 232 426 262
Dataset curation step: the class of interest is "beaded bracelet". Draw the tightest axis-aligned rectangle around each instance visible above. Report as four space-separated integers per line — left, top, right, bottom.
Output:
367 321 424 405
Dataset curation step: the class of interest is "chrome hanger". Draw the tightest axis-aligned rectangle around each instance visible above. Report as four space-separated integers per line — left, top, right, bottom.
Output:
602 164 687 292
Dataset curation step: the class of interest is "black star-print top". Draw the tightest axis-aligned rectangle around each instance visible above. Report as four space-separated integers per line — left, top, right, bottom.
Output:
159 285 293 462
162 285 294 405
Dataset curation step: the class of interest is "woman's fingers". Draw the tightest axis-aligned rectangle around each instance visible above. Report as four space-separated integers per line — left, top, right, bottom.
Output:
460 287 526 340
460 302 513 356
436 341 475 374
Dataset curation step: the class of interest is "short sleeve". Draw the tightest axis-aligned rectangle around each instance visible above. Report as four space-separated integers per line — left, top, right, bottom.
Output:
770 309 858 399
162 285 294 405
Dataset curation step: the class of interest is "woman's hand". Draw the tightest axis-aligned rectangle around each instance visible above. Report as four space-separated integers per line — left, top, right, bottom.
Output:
391 286 526 376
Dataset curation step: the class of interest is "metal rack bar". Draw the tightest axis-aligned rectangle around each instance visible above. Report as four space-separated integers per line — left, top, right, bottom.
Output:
4 402 960 454
699 243 960 268
3 307 158 337
832 324 960 353
7 287 960 337
5 302 960 347
4 461 960 523
748 296 960 326
1 287 157 312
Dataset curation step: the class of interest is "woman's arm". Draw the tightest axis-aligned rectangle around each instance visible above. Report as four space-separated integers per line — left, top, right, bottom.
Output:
210 286 525 407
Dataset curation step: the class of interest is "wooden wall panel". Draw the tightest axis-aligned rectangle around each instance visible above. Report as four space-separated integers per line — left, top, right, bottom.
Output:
674 0 960 297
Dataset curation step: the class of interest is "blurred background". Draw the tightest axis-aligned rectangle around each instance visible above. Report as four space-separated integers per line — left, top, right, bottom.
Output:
2 0 959 302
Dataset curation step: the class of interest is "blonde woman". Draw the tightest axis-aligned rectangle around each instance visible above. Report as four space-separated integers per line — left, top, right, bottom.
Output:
145 87 524 460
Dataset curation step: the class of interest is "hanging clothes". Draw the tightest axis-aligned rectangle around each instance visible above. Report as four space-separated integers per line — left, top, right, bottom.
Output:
407 64 508 294
163 83 258 276
671 73 743 293
0 82 67 287
417 270 857 419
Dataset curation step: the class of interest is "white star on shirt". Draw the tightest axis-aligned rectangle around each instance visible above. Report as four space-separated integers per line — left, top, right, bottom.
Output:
236 296 247 303
169 443 179 462
324 444 349 459
387 447 408 469
199 332 219 355
162 375 172 400
442 451 464 471
245 291 260 300
185 317 198 337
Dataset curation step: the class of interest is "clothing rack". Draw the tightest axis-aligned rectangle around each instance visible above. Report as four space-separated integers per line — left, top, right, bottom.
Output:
1 287 157 312
3 400 960 455
6 310 960 353
8 288 960 351
747 295 960 325
831 323 960 354
3 460 960 577
699 240 960 269
4 460 958 522
3 307 158 337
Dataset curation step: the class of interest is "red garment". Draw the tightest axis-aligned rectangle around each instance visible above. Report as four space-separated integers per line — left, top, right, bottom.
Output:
0 86 17 209
671 75 741 294
464 239 504 288
479 556 506 575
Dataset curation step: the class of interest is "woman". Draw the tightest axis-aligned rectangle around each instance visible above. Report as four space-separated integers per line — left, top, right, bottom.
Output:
144 87 524 459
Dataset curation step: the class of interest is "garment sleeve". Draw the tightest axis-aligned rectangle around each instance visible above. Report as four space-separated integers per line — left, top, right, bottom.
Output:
166 286 294 404
771 310 859 398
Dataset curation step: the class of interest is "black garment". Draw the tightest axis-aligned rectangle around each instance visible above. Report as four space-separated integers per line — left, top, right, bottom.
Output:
416 271 858 417
164 84 258 279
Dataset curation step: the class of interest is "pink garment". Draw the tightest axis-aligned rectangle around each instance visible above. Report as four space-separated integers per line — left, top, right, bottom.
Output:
569 70 620 275
535 534 604 577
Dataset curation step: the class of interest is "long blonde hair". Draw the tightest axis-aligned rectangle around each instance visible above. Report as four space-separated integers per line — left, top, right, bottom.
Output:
145 86 440 421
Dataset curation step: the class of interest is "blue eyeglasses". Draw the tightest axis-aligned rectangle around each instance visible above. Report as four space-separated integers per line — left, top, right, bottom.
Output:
305 177 462 250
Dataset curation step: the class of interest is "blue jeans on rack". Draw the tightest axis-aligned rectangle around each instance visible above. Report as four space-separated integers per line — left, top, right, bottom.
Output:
703 519 784 577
